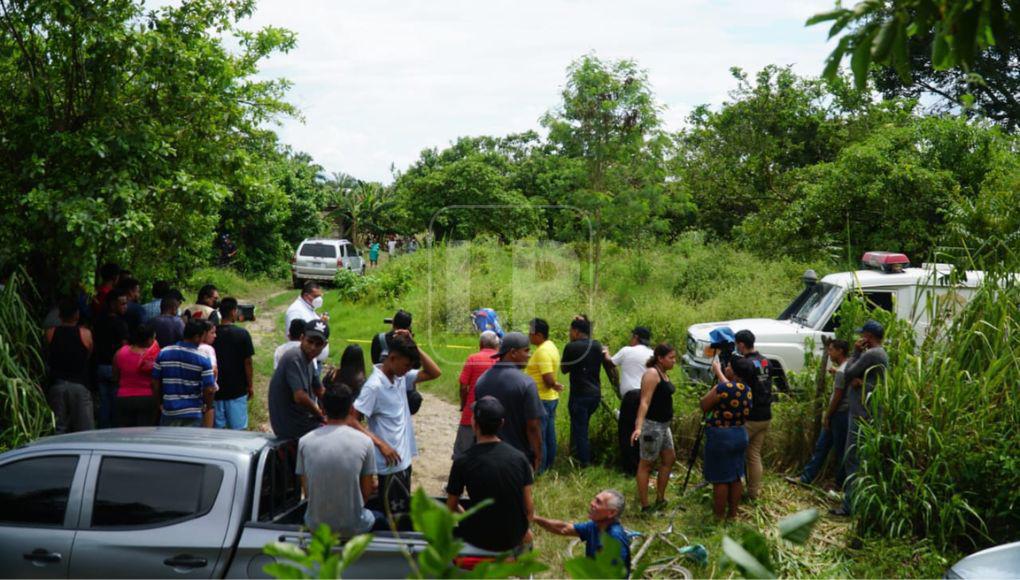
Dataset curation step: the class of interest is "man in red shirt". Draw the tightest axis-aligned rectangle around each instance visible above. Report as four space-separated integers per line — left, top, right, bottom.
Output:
452 331 500 458
90 262 121 319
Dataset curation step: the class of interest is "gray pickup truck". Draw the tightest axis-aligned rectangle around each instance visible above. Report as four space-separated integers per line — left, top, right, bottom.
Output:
0 428 495 579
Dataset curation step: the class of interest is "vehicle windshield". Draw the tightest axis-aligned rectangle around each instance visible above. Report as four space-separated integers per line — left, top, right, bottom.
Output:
784 282 843 328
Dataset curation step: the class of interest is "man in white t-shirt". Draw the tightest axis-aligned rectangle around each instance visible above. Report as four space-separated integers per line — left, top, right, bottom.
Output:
351 331 440 515
607 326 654 475
273 319 309 370
387 237 397 257
285 281 329 364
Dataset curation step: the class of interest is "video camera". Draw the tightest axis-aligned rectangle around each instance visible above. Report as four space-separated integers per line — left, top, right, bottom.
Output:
706 326 738 369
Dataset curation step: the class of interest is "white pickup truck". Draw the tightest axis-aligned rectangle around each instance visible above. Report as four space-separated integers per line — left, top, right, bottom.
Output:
682 252 986 388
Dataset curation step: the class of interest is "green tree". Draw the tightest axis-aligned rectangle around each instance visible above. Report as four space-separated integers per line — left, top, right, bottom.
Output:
674 66 901 238
392 137 542 240
328 179 395 244
738 116 1013 261
0 0 295 293
809 0 1019 92
541 54 666 289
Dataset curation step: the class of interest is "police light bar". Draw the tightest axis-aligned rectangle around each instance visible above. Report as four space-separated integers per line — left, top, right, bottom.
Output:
861 251 910 273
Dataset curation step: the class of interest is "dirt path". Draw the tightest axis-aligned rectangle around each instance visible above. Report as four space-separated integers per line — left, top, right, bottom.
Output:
242 288 458 493
246 289 291 433
409 393 458 495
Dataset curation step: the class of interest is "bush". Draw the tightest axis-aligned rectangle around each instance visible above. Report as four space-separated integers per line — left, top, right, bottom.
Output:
333 269 373 302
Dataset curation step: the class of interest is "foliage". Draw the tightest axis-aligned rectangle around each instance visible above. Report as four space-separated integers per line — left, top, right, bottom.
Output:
407 488 547 579
738 115 1014 261
0 271 53 450
392 136 544 240
720 509 819 579
674 65 908 240
0 0 323 294
332 268 372 302
328 178 395 245
542 54 674 286
262 524 371 579
333 262 413 304
848 266 1020 550
872 29 1020 131
809 0 1019 90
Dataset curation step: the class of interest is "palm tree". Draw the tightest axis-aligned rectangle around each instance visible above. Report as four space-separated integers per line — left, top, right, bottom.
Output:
327 177 395 245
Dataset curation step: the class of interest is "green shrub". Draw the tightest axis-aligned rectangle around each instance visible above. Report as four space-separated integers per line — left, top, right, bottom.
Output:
333 268 373 302
0 272 54 450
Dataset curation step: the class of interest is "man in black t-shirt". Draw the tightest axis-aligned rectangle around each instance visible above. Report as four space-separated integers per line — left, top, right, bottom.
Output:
474 332 545 470
93 289 129 428
371 309 413 364
213 298 255 430
561 316 604 467
735 329 772 500
447 396 534 552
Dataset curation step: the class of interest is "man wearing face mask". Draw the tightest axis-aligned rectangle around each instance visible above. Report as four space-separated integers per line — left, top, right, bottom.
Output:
286 281 330 364
351 331 441 516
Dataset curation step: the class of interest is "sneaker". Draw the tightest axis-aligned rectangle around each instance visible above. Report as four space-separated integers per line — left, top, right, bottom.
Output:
641 505 655 514
653 499 668 511
829 507 850 517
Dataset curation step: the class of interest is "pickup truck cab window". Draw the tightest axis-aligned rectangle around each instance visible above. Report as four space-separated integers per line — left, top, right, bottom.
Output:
0 455 78 526
91 457 223 529
257 441 301 522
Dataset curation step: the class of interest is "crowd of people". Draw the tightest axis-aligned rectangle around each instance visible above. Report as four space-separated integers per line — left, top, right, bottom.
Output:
43 263 254 431
366 234 419 268
41 261 889 572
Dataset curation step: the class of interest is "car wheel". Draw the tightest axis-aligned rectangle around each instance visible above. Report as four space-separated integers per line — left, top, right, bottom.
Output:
292 276 303 289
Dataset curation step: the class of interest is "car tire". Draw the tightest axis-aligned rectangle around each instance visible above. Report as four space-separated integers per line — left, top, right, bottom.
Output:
292 276 303 289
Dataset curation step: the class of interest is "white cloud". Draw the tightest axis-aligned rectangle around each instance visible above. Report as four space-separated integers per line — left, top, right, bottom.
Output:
230 0 837 182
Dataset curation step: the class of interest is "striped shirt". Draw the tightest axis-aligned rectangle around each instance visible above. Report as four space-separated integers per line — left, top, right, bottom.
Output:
153 341 215 420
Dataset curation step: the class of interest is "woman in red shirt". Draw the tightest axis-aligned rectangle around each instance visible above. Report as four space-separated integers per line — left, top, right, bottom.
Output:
112 323 161 427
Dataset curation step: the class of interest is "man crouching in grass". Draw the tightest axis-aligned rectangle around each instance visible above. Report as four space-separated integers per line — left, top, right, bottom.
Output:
533 489 631 576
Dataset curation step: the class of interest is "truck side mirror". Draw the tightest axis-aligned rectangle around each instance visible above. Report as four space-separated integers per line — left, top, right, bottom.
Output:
803 269 818 287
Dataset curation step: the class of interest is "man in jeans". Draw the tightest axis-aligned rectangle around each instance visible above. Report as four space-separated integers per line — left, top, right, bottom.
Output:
561 316 604 468
832 320 888 516
452 331 500 458
525 318 562 473
152 319 216 427
735 329 772 500
794 339 851 487
45 297 94 433
297 385 385 535
213 298 255 429
93 289 129 428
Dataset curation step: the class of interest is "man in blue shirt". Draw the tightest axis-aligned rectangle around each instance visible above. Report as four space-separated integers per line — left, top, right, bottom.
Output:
533 489 631 576
153 319 216 427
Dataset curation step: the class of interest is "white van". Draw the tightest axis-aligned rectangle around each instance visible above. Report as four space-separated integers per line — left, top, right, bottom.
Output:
681 252 986 389
291 238 365 288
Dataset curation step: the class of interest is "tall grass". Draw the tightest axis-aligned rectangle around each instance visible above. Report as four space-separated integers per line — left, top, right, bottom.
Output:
0 272 54 450
852 266 1020 550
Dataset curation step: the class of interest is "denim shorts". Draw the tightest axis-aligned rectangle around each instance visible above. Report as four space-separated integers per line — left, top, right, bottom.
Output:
639 419 674 461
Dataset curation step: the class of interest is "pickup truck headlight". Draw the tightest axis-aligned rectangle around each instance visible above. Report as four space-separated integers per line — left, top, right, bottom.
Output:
687 336 711 361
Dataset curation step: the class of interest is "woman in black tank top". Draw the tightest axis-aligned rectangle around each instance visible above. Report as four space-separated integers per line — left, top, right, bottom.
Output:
630 343 678 511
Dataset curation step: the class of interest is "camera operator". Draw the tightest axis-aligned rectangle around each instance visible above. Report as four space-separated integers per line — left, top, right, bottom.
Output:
706 327 737 384
734 329 772 501
372 310 414 365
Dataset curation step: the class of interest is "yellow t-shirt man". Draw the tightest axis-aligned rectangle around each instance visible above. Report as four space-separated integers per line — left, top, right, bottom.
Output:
526 340 561 401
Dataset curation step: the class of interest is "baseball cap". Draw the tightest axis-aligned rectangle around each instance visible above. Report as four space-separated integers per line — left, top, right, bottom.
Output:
632 326 651 345
393 309 412 330
855 320 884 339
304 319 330 341
709 326 736 346
473 396 505 423
492 331 529 359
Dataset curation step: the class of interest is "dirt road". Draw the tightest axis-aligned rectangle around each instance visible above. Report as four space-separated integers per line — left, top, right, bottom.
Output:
244 289 457 494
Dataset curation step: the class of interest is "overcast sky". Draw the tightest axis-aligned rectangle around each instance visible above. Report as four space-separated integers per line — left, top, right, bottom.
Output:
222 0 836 183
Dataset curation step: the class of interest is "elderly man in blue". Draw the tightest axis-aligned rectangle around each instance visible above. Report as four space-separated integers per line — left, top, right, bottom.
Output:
153 319 217 427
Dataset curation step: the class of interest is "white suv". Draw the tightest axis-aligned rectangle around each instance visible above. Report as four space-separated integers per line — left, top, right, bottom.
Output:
291 238 365 288
682 252 987 389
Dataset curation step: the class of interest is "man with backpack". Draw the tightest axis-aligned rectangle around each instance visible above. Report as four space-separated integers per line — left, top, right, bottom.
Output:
735 329 773 501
